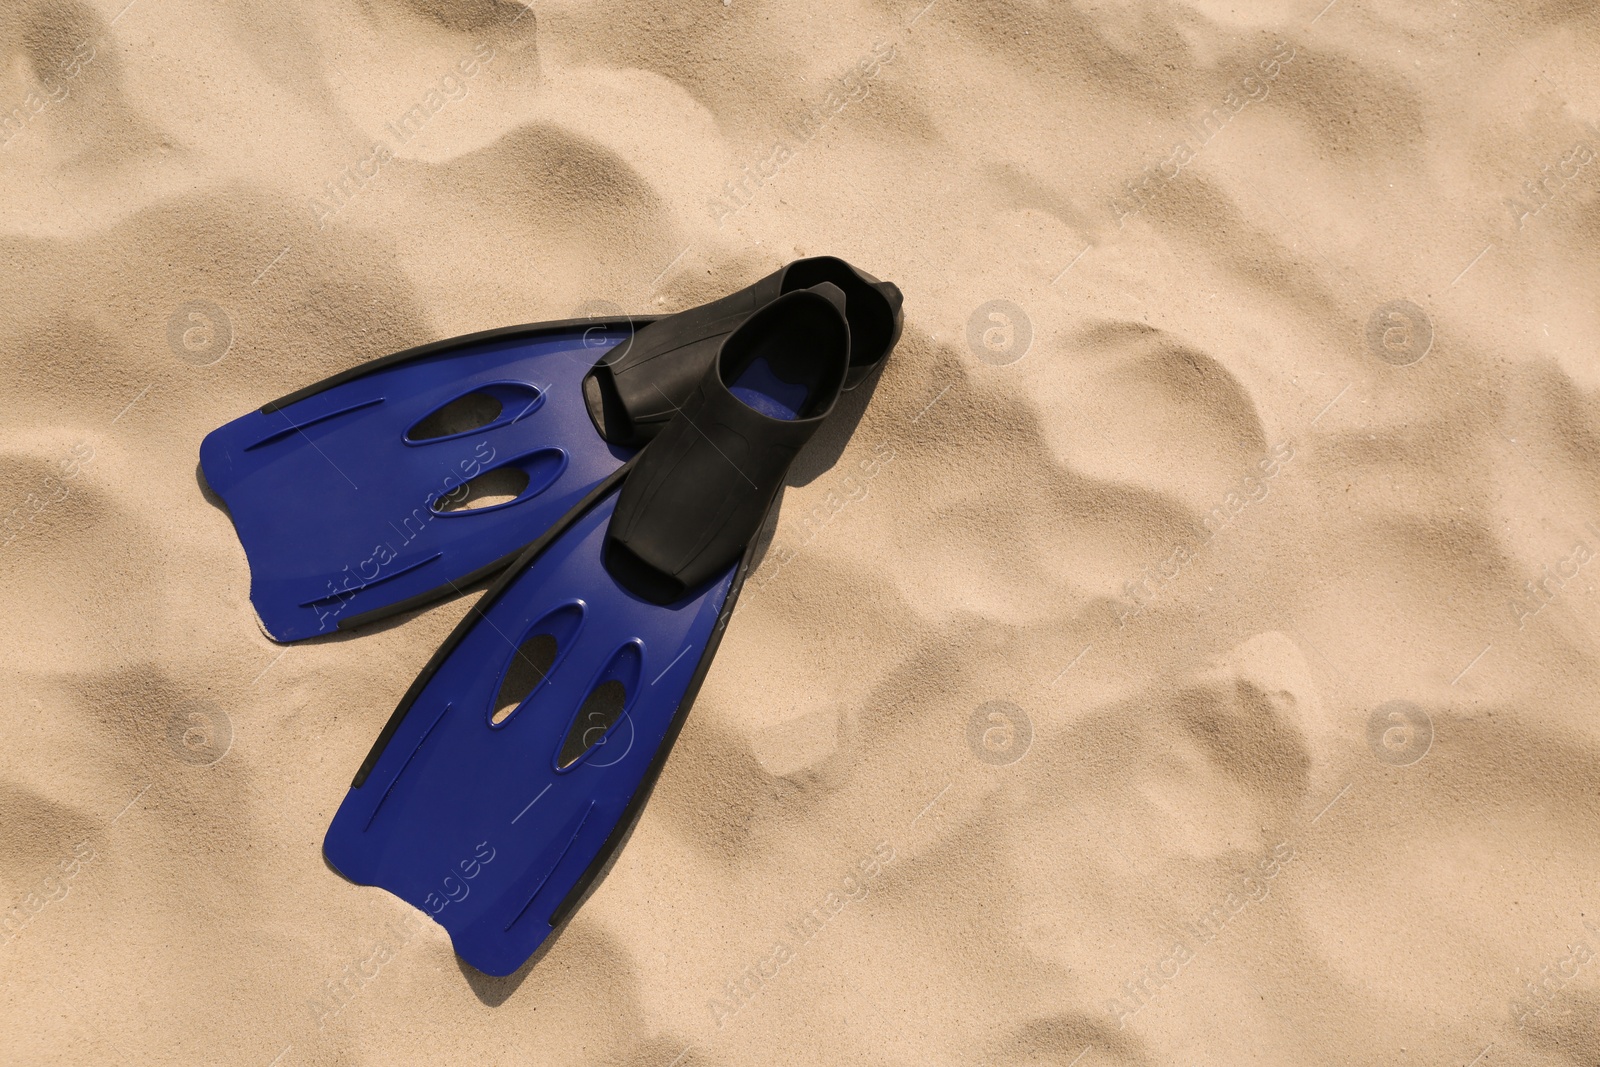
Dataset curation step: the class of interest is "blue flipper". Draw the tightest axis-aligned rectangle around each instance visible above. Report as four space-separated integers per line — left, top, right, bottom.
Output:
322 490 737 976
200 257 903 642
324 285 857 975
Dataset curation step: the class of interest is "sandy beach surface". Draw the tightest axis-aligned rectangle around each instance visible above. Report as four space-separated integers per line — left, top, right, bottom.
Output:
4 0 1600 1064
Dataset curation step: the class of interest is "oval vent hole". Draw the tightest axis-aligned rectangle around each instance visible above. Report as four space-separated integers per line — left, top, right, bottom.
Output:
492 633 560 725
435 468 530 514
557 682 627 768
409 392 503 441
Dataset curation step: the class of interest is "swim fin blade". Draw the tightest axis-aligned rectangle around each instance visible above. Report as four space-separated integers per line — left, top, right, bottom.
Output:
200 257 901 642
324 284 858 976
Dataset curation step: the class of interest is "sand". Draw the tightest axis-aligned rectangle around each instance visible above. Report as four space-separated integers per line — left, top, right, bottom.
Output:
4 0 1600 1063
